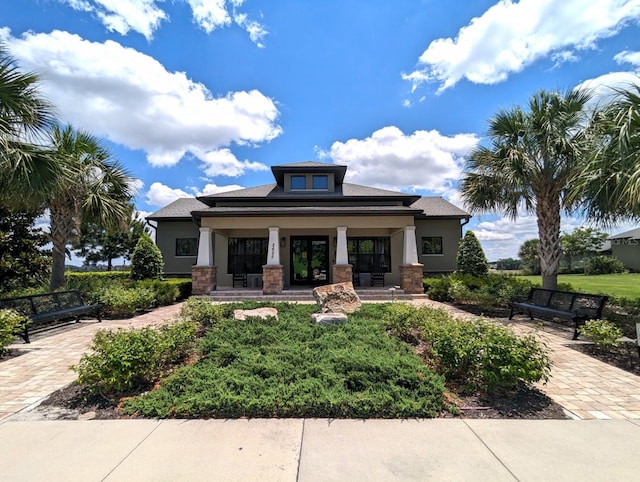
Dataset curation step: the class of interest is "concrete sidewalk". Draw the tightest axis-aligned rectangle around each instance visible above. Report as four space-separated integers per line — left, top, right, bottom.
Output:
1 418 639 481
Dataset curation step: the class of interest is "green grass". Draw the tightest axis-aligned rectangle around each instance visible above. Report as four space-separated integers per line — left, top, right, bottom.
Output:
121 303 446 419
516 273 640 299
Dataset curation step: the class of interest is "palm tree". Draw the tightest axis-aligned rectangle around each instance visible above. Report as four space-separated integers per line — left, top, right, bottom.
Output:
47 124 134 290
460 89 592 289
0 43 58 206
574 82 640 224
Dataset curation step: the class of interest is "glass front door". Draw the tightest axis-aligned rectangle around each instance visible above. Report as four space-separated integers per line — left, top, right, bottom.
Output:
291 237 328 285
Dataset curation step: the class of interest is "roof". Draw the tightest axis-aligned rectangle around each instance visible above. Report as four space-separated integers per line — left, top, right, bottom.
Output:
410 197 470 218
191 205 423 217
146 198 207 220
608 227 640 240
271 161 347 186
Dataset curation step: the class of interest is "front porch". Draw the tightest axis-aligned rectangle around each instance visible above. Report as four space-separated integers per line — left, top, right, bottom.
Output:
191 223 425 296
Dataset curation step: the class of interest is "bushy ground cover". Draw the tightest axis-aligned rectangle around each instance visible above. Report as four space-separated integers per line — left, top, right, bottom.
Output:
69 299 553 419
121 303 447 419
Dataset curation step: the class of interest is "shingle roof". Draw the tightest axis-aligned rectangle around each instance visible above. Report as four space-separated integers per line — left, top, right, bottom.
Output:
410 197 469 218
146 198 207 220
191 205 422 217
608 227 640 240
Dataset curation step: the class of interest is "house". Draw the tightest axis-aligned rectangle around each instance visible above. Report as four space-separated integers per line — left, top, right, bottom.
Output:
147 161 470 294
607 227 640 271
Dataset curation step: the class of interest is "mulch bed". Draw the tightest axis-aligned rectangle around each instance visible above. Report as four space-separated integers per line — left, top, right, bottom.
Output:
0 348 27 362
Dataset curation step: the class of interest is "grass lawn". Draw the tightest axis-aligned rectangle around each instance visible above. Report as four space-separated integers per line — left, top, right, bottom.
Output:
517 273 640 299
122 303 447 419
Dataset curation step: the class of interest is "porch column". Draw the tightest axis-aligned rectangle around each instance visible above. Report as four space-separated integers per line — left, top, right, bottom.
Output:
192 227 217 294
332 226 352 284
263 226 284 294
267 226 280 265
400 225 424 294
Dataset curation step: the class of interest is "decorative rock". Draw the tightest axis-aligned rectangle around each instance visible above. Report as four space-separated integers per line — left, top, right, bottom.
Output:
312 312 348 325
312 282 361 313
233 307 278 321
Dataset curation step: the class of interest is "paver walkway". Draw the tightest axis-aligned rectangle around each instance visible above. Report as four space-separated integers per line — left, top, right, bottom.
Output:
0 303 183 421
1 299 640 421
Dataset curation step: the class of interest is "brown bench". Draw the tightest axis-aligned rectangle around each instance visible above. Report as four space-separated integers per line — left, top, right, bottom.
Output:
0 290 102 343
509 288 608 340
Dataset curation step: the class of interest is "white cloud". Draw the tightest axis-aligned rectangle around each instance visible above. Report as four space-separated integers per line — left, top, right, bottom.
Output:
60 0 267 45
3 30 281 176
614 50 640 67
404 0 640 93
324 126 479 194
575 71 640 107
194 182 244 196
146 182 192 206
196 148 269 177
62 0 167 40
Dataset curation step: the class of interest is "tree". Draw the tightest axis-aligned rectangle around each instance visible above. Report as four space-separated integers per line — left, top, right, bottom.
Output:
73 209 149 270
518 239 540 275
495 257 521 270
460 89 592 289
0 203 51 294
560 227 608 272
130 233 164 280
47 124 134 290
456 230 489 276
574 81 640 224
0 43 58 207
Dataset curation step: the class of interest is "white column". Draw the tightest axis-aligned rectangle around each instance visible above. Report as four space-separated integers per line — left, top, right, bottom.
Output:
403 225 419 264
336 226 348 264
196 227 213 266
267 226 280 265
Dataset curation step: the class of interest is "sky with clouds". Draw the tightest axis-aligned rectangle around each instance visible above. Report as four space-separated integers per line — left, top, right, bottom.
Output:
3 0 640 262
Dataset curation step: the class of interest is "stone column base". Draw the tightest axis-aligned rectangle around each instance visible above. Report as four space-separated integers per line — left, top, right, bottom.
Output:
192 266 217 295
332 264 353 284
399 264 424 294
262 265 284 295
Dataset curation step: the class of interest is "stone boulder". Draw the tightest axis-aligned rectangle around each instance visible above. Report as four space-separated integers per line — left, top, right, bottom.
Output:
312 282 361 313
311 312 348 325
233 307 278 321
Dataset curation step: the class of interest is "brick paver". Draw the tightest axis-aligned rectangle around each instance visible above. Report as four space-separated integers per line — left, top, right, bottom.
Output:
1 298 640 421
0 303 183 421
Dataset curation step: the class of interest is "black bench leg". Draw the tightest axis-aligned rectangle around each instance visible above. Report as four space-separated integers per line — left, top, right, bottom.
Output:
22 327 30 344
527 310 534 320
508 306 514 320
572 323 580 341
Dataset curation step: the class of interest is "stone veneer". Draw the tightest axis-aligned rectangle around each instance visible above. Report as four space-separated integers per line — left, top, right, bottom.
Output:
192 266 217 295
262 265 284 295
399 263 424 294
331 264 353 284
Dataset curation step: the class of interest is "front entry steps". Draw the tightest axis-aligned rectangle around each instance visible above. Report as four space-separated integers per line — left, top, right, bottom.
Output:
205 287 427 303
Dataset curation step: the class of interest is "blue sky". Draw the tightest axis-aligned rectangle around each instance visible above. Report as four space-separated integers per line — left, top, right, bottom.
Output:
3 0 640 262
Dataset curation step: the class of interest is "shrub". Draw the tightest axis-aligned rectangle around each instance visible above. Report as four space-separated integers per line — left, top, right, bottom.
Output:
130 234 164 280
584 255 625 275
580 320 623 351
0 309 27 354
139 280 179 306
100 286 155 317
73 320 197 396
65 271 130 303
385 305 551 394
424 276 452 302
456 231 489 277
180 297 226 328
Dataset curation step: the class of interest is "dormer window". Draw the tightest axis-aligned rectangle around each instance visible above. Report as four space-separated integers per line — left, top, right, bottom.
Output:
291 175 306 190
312 175 328 190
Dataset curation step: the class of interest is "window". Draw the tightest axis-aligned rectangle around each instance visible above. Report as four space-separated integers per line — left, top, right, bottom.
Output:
347 237 390 272
312 175 328 190
291 175 306 190
422 236 443 255
228 238 268 274
176 238 197 257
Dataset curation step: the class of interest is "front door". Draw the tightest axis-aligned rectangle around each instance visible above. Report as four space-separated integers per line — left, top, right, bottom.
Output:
291 237 329 285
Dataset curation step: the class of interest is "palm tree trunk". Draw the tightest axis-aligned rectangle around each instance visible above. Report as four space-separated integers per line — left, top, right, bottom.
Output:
49 205 75 291
536 195 561 290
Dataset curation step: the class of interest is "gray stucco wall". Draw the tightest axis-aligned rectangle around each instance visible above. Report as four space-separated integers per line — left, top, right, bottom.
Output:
611 243 640 271
155 221 200 275
414 219 462 273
